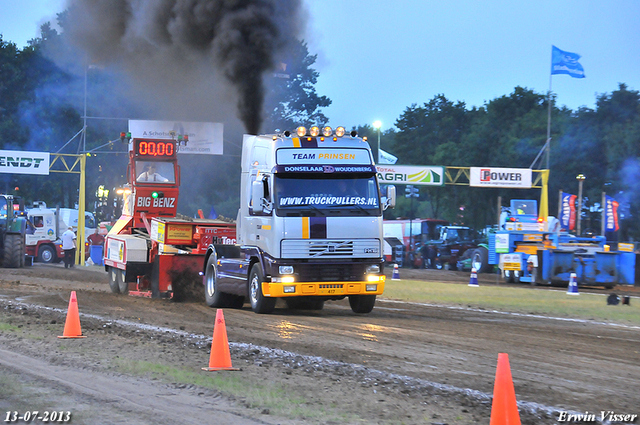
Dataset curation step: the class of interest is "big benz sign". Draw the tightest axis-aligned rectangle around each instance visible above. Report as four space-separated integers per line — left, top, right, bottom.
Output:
0 150 50 175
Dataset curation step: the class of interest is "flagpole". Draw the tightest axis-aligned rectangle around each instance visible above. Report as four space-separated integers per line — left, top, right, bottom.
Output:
601 191 606 237
546 73 552 169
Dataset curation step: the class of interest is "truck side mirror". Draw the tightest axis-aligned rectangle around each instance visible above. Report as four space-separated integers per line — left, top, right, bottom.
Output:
383 186 396 210
251 180 265 214
251 179 273 215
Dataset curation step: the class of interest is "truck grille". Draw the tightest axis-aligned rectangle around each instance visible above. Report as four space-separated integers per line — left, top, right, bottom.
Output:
309 241 353 256
281 239 380 259
297 263 366 282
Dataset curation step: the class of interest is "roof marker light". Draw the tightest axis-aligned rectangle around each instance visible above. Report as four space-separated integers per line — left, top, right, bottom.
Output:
322 126 333 137
310 126 320 137
335 126 345 137
296 126 307 137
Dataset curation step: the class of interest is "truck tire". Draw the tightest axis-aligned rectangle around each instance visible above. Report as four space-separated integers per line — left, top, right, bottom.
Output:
204 255 244 308
471 247 490 273
503 270 515 284
117 268 128 295
248 263 276 314
108 267 120 294
348 294 376 314
38 245 56 263
3 234 23 268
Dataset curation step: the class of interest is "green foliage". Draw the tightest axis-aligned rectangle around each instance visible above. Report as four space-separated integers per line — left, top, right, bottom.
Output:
263 40 331 132
2 21 640 241
379 85 640 240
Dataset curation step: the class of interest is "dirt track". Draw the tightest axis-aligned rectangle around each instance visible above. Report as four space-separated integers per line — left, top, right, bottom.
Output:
0 264 639 424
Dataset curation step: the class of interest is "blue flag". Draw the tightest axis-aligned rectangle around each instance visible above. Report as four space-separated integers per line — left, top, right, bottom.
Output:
551 45 585 78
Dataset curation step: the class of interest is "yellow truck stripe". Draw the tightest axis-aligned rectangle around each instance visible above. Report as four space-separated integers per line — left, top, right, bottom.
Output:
302 217 309 239
293 138 301 147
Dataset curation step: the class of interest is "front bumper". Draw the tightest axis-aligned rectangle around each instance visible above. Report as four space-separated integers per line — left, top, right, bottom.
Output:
262 276 385 297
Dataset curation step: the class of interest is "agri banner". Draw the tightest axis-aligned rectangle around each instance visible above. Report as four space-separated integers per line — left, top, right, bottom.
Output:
603 195 619 232
128 120 223 155
469 167 532 188
560 192 577 231
376 165 444 186
0 150 50 175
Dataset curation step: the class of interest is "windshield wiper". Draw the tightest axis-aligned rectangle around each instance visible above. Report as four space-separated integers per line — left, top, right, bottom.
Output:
304 204 326 216
329 203 373 215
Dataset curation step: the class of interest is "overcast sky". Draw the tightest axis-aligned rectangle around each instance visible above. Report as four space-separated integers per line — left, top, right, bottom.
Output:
2 0 639 131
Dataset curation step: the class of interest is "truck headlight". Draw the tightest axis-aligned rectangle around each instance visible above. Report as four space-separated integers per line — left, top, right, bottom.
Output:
279 265 294 274
366 284 377 292
272 276 295 283
283 285 296 293
365 264 380 274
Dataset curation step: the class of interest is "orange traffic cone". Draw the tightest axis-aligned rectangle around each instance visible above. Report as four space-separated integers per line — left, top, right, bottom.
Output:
202 309 239 371
490 353 521 425
58 291 86 339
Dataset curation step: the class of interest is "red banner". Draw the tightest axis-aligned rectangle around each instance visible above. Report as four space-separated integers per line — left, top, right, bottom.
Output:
568 195 577 231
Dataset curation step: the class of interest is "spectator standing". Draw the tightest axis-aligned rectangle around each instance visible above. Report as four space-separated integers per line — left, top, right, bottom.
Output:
87 228 105 246
61 226 76 268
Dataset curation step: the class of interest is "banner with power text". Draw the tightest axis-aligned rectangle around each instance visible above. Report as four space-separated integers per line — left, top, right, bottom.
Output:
469 167 532 188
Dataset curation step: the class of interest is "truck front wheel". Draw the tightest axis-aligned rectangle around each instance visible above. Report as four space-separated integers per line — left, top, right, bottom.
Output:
205 255 244 308
348 294 376 314
38 245 56 263
249 264 276 314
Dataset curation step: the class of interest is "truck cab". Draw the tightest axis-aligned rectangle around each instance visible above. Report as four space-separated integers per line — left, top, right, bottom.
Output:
501 199 544 231
205 126 396 314
25 202 97 263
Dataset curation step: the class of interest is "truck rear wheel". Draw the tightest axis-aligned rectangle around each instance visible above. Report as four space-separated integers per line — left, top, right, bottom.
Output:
205 255 244 308
471 247 490 273
249 264 276 314
348 294 376 314
38 245 56 263
108 267 120 294
3 234 24 268
117 268 128 295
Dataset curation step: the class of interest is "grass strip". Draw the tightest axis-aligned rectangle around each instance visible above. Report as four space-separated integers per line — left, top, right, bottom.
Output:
113 358 356 423
383 279 640 325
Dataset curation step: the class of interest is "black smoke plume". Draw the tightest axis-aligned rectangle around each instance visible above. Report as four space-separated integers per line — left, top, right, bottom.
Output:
61 0 302 134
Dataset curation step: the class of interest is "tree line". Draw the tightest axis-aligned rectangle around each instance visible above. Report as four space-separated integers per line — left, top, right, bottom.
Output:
358 85 640 241
1 22 639 241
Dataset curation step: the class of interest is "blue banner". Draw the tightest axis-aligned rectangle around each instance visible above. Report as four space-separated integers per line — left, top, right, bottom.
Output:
551 45 585 78
604 195 619 232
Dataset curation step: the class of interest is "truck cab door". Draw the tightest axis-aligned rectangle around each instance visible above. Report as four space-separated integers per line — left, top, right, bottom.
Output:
249 176 274 253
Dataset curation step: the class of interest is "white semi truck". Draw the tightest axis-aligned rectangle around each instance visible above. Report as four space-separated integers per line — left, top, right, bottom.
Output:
203 126 396 314
25 202 97 263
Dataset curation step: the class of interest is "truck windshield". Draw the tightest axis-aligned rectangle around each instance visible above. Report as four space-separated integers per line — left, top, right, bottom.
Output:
275 174 380 216
135 161 175 184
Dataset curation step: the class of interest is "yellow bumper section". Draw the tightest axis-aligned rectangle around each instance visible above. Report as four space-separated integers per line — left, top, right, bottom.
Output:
263 276 385 298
